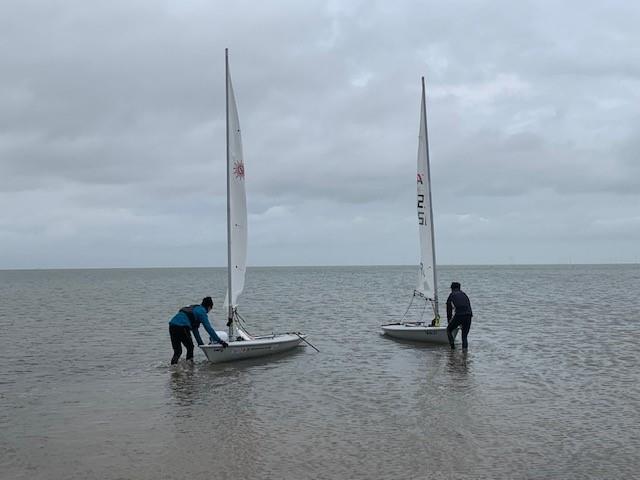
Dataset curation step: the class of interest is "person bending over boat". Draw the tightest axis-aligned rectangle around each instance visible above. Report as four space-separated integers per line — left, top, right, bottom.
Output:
446 282 473 349
169 296 228 364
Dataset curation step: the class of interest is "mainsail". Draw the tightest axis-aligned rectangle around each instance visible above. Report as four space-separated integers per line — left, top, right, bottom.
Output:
225 50 247 310
198 49 308 361
415 77 438 312
379 77 452 343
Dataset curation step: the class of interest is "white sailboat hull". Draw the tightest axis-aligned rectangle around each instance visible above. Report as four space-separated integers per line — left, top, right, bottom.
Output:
200 333 305 363
380 323 457 344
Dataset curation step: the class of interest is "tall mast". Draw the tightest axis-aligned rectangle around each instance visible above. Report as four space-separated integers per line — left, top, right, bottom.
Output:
422 76 439 317
225 48 233 333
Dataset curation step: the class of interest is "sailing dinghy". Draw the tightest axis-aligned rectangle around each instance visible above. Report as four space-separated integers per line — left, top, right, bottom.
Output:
200 50 306 363
381 77 458 345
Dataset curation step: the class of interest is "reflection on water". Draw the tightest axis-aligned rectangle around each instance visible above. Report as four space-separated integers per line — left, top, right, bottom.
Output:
1 265 639 479
169 365 199 410
446 349 471 377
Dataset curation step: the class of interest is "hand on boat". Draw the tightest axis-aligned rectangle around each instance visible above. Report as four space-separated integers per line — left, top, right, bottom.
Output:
220 341 229 348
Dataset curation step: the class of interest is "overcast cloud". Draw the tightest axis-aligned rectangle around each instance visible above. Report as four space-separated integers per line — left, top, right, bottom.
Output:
1 0 639 268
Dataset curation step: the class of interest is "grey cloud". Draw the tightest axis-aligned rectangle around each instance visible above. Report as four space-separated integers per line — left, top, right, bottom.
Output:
1 0 639 268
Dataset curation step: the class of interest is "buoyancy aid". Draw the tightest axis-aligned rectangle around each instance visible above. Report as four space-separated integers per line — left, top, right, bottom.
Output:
179 304 201 330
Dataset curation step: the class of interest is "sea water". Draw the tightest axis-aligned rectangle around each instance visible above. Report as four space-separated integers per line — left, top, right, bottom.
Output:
1 265 639 479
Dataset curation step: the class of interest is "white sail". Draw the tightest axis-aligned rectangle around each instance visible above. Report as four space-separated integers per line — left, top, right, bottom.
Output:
199 50 308 362
225 57 247 309
416 77 437 306
380 77 454 343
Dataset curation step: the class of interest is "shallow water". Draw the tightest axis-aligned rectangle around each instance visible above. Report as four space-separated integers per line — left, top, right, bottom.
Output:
1 265 639 479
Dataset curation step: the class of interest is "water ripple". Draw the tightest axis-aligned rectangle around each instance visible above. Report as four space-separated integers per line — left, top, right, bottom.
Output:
1 265 639 479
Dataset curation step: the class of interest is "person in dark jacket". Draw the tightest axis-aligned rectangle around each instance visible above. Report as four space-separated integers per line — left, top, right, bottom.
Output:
169 296 228 364
446 282 473 349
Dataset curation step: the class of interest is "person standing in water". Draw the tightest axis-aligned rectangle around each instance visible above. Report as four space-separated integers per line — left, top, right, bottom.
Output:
169 296 227 364
446 282 473 349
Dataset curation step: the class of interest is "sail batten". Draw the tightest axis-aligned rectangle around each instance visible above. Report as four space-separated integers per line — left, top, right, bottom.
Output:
415 77 438 315
224 51 247 309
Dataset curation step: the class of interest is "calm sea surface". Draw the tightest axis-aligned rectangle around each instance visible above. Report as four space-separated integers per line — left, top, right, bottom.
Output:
1 265 639 479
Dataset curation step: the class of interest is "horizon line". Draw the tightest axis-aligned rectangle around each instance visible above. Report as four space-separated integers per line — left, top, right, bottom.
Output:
1 261 638 272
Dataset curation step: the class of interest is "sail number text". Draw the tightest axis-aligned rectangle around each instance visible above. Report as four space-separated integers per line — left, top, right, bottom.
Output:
418 194 425 225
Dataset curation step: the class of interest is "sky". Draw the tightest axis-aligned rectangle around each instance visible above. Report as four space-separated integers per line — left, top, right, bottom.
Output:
1 0 639 268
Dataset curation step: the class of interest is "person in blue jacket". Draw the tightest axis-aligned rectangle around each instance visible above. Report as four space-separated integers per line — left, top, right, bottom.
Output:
169 296 228 364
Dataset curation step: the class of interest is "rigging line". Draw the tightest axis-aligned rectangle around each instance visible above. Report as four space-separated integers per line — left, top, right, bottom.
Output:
233 310 246 330
234 310 255 336
419 296 428 322
400 293 416 322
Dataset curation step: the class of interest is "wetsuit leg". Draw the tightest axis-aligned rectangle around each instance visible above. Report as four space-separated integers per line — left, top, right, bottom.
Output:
169 325 183 364
460 315 472 349
183 329 195 361
447 316 463 348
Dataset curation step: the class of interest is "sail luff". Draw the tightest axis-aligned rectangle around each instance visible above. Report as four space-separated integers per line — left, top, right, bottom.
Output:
422 76 439 317
224 49 248 316
225 48 233 328
416 77 438 313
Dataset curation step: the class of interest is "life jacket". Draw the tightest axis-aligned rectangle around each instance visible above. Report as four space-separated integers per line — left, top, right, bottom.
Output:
179 304 201 330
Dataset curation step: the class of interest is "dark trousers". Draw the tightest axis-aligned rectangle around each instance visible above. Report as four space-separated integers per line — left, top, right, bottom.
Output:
447 314 472 349
169 324 194 364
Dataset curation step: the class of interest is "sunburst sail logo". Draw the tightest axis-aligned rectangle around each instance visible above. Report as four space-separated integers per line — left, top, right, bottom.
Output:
233 160 245 179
